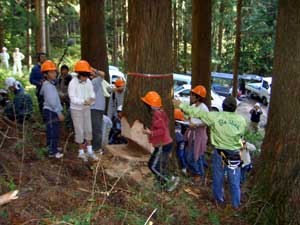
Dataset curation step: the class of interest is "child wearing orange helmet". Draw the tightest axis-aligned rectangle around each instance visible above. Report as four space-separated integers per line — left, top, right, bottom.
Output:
107 79 125 119
142 91 179 192
68 60 98 162
185 85 209 184
40 60 64 159
174 109 188 175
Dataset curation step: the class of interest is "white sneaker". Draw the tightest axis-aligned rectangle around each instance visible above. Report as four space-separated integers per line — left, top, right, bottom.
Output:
167 176 180 192
55 152 64 159
78 153 88 162
88 152 99 161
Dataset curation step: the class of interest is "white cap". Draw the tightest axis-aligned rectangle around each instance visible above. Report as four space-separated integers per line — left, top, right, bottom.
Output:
5 77 20 90
2 47 7 51
117 105 123 112
254 103 260 107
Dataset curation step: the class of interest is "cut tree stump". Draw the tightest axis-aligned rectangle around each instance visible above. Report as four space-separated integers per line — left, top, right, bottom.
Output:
121 117 154 154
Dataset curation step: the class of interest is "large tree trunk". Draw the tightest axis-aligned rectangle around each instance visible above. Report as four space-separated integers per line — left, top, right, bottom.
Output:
34 0 46 53
232 0 242 97
191 0 212 107
217 0 225 72
257 1 300 224
173 1 178 72
0 3 4 49
122 0 128 72
112 0 117 66
26 0 32 68
123 0 173 150
80 0 109 81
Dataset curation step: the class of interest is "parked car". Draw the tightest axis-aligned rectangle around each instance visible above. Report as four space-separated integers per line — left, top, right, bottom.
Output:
245 77 272 105
173 73 191 89
174 84 225 111
109 65 126 85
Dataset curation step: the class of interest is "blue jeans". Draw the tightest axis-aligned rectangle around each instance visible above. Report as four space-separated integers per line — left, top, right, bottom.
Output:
241 164 252 183
176 141 187 169
148 143 173 184
186 143 205 177
43 109 60 155
212 149 241 208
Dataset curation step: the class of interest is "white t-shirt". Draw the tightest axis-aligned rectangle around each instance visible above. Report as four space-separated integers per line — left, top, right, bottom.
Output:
68 77 95 110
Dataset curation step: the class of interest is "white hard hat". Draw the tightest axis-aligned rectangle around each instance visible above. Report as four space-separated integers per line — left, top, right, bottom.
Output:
5 77 19 90
117 105 123 112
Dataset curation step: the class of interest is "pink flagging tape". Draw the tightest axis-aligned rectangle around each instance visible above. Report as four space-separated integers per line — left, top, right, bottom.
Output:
127 72 173 79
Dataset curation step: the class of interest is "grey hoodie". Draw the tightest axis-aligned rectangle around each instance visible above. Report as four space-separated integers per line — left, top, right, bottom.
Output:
40 80 63 116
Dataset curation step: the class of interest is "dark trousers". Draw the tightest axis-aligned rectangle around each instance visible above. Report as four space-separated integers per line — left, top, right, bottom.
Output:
148 143 173 184
36 90 44 116
43 109 60 155
91 109 104 151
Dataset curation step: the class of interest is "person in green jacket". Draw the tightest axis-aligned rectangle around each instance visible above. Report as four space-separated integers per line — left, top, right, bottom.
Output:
174 95 247 208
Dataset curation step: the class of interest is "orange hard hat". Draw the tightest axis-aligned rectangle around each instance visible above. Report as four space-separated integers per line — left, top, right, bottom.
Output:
191 85 207 98
74 60 92 73
174 108 184 121
115 79 125 87
141 91 162 108
41 60 56 72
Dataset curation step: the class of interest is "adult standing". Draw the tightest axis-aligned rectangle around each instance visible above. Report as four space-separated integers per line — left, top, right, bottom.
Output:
0 47 10 69
29 52 47 115
12 48 25 75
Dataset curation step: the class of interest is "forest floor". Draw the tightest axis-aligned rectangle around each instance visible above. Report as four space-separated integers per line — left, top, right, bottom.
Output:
0 98 263 225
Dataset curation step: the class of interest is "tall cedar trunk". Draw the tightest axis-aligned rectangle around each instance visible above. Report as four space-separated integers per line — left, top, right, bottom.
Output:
45 0 51 56
258 1 300 224
26 0 32 68
80 0 109 81
0 3 3 49
177 0 183 73
232 0 242 97
112 0 117 65
123 0 173 131
122 0 128 71
217 0 225 72
183 16 188 74
192 0 212 108
173 1 178 72
34 0 46 53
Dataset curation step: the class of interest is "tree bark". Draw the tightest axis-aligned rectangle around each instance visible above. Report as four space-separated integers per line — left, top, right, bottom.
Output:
123 0 173 139
173 0 178 72
257 1 300 224
217 0 225 72
192 0 212 108
26 0 32 68
0 3 4 49
80 0 109 81
122 0 128 71
34 0 46 53
112 0 117 66
232 0 242 97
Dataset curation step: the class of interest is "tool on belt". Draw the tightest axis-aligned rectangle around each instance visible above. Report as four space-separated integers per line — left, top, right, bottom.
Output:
217 149 243 170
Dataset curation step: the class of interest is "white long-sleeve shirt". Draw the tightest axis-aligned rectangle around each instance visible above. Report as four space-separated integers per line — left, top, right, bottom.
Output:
241 142 256 167
13 52 25 62
68 77 95 110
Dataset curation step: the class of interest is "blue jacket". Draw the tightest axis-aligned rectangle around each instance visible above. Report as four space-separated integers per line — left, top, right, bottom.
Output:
4 87 33 122
29 64 44 89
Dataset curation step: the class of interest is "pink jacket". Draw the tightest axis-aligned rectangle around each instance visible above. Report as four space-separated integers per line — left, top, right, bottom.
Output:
149 110 173 147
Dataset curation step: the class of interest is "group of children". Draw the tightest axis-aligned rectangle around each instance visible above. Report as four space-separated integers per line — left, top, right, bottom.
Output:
140 85 258 208
1 54 262 208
